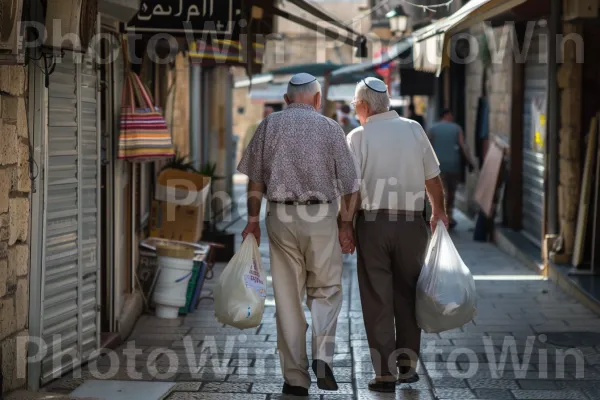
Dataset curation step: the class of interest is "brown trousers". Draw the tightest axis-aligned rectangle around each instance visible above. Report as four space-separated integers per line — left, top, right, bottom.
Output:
355 211 429 378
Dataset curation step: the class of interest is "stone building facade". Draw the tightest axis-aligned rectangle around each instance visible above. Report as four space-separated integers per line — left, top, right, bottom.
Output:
462 25 514 216
0 64 30 393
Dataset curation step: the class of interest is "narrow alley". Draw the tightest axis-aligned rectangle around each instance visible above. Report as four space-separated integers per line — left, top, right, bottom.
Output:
36 183 600 400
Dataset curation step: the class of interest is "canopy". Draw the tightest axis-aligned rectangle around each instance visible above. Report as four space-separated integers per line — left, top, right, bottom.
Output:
411 0 533 75
331 36 414 77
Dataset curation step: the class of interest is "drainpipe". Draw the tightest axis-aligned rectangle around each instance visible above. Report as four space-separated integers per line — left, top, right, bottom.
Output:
546 0 561 236
190 63 202 170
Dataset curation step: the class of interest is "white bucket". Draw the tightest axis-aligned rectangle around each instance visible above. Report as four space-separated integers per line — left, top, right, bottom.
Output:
152 244 195 319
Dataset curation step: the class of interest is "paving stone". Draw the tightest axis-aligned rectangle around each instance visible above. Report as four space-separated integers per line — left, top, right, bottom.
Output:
434 388 477 399
172 382 203 391
511 389 588 399
473 388 515 399
356 389 435 400
167 394 266 400
467 378 519 389
517 379 560 390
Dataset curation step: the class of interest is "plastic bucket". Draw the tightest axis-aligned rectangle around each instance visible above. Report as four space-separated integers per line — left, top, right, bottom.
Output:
152 243 196 319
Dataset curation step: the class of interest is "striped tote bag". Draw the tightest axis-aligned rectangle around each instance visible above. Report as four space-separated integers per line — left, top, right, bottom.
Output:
118 72 175 161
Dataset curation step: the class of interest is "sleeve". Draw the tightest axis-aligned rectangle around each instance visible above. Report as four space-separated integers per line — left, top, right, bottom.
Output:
414 122 440 180
237 120 267 184
346 129 362 180
331 125 360 195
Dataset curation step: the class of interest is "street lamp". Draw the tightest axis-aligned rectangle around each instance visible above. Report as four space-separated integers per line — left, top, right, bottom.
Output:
386 6 409 36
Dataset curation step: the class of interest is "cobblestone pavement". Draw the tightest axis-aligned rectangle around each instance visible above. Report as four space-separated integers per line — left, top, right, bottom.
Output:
45 208 600 400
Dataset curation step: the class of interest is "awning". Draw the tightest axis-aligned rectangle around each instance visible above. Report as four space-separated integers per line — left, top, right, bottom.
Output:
331 37 414 77
412 0 531 75
264 0 364 49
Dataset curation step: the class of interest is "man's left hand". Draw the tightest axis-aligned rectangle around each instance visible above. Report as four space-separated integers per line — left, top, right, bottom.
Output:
339 224 355 254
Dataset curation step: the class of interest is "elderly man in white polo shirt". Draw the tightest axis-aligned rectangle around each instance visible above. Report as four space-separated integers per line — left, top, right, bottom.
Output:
345 78 448 393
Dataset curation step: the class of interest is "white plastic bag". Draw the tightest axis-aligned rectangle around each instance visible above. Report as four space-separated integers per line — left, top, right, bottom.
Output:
214 234 267 329
416 221 477 333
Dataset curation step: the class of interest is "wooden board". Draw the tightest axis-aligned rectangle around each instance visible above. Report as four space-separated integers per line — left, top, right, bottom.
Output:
573 115 599 267
474 140 505 218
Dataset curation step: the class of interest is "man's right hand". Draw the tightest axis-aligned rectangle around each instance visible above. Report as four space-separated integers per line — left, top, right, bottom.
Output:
430 210 449 233
242 222 261 245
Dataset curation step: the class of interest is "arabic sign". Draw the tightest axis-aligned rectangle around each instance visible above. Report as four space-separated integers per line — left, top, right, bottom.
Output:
126 0 239 36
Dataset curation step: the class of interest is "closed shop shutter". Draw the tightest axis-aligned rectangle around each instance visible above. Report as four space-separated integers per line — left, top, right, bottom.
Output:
40 51 100 384
521 21 549 247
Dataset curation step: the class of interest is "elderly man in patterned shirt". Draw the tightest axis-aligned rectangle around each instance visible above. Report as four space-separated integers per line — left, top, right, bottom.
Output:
237 73 359 397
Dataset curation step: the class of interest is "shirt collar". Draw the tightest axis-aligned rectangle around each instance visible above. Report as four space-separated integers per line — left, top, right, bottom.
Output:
365 110 399 124
287 103 316 111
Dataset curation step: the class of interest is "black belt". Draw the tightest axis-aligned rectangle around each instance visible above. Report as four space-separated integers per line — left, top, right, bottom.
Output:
270 200 332 206
358 209 421 216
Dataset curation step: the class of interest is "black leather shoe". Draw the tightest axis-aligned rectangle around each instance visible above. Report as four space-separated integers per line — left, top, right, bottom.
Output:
398 373 420 384
312 359 338 391
282 383 309 396
368 378 396 393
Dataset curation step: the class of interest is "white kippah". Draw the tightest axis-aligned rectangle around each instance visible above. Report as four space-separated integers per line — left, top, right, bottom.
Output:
363 77 387 93
289 73 317 86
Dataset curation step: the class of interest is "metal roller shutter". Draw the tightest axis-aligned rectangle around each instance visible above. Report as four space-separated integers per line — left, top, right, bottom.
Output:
41 51 101 384
521 21 549 247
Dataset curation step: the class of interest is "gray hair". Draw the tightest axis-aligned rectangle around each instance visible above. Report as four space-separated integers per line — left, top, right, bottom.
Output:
286 80 321 102
355 80 390 114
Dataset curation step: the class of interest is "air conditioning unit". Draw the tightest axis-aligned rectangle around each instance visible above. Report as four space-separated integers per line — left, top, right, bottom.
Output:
45 0 97 51
0 0 25 64
563 0 599 20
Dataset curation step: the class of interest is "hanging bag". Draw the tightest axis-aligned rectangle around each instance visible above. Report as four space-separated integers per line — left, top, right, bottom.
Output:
118 39 175 162
416 221 477 333
214 234 267 329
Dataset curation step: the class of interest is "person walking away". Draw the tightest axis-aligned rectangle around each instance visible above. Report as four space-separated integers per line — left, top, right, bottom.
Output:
238 73 359 397
346 78 448 393
339 104 359 135
407 102 426 131
428 109 474 228
242 105 274 153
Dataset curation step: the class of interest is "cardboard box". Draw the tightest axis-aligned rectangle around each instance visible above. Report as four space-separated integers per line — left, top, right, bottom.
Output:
150 169 210 242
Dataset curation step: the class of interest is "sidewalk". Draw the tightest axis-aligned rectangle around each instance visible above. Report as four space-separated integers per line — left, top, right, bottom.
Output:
42 210 600 400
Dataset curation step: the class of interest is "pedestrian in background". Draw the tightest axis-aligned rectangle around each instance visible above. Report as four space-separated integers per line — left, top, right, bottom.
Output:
339 104 359 135
238 73 359 397
407 102 426 132
428 109 475 229
346 78 448 393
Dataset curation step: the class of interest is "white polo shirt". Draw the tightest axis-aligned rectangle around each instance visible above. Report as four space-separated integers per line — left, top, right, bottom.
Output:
347 111 440 212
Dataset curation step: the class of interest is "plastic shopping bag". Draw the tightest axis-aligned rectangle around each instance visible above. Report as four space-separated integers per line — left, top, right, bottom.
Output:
214 234 267 329
416 221 477 333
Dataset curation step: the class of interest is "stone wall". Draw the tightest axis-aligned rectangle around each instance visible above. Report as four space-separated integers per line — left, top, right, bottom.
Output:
463 26 514 215
0 64 30 393
556 22 583 261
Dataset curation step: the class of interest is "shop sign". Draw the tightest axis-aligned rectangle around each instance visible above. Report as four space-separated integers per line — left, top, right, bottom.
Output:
531 96 547 153
126 0 240 36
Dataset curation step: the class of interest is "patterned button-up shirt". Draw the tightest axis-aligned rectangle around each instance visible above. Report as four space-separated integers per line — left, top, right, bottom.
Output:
238 103 359 202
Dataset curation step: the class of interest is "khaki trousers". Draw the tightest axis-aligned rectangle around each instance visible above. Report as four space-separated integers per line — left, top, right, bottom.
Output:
355 211 429 378
266 202 343 388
